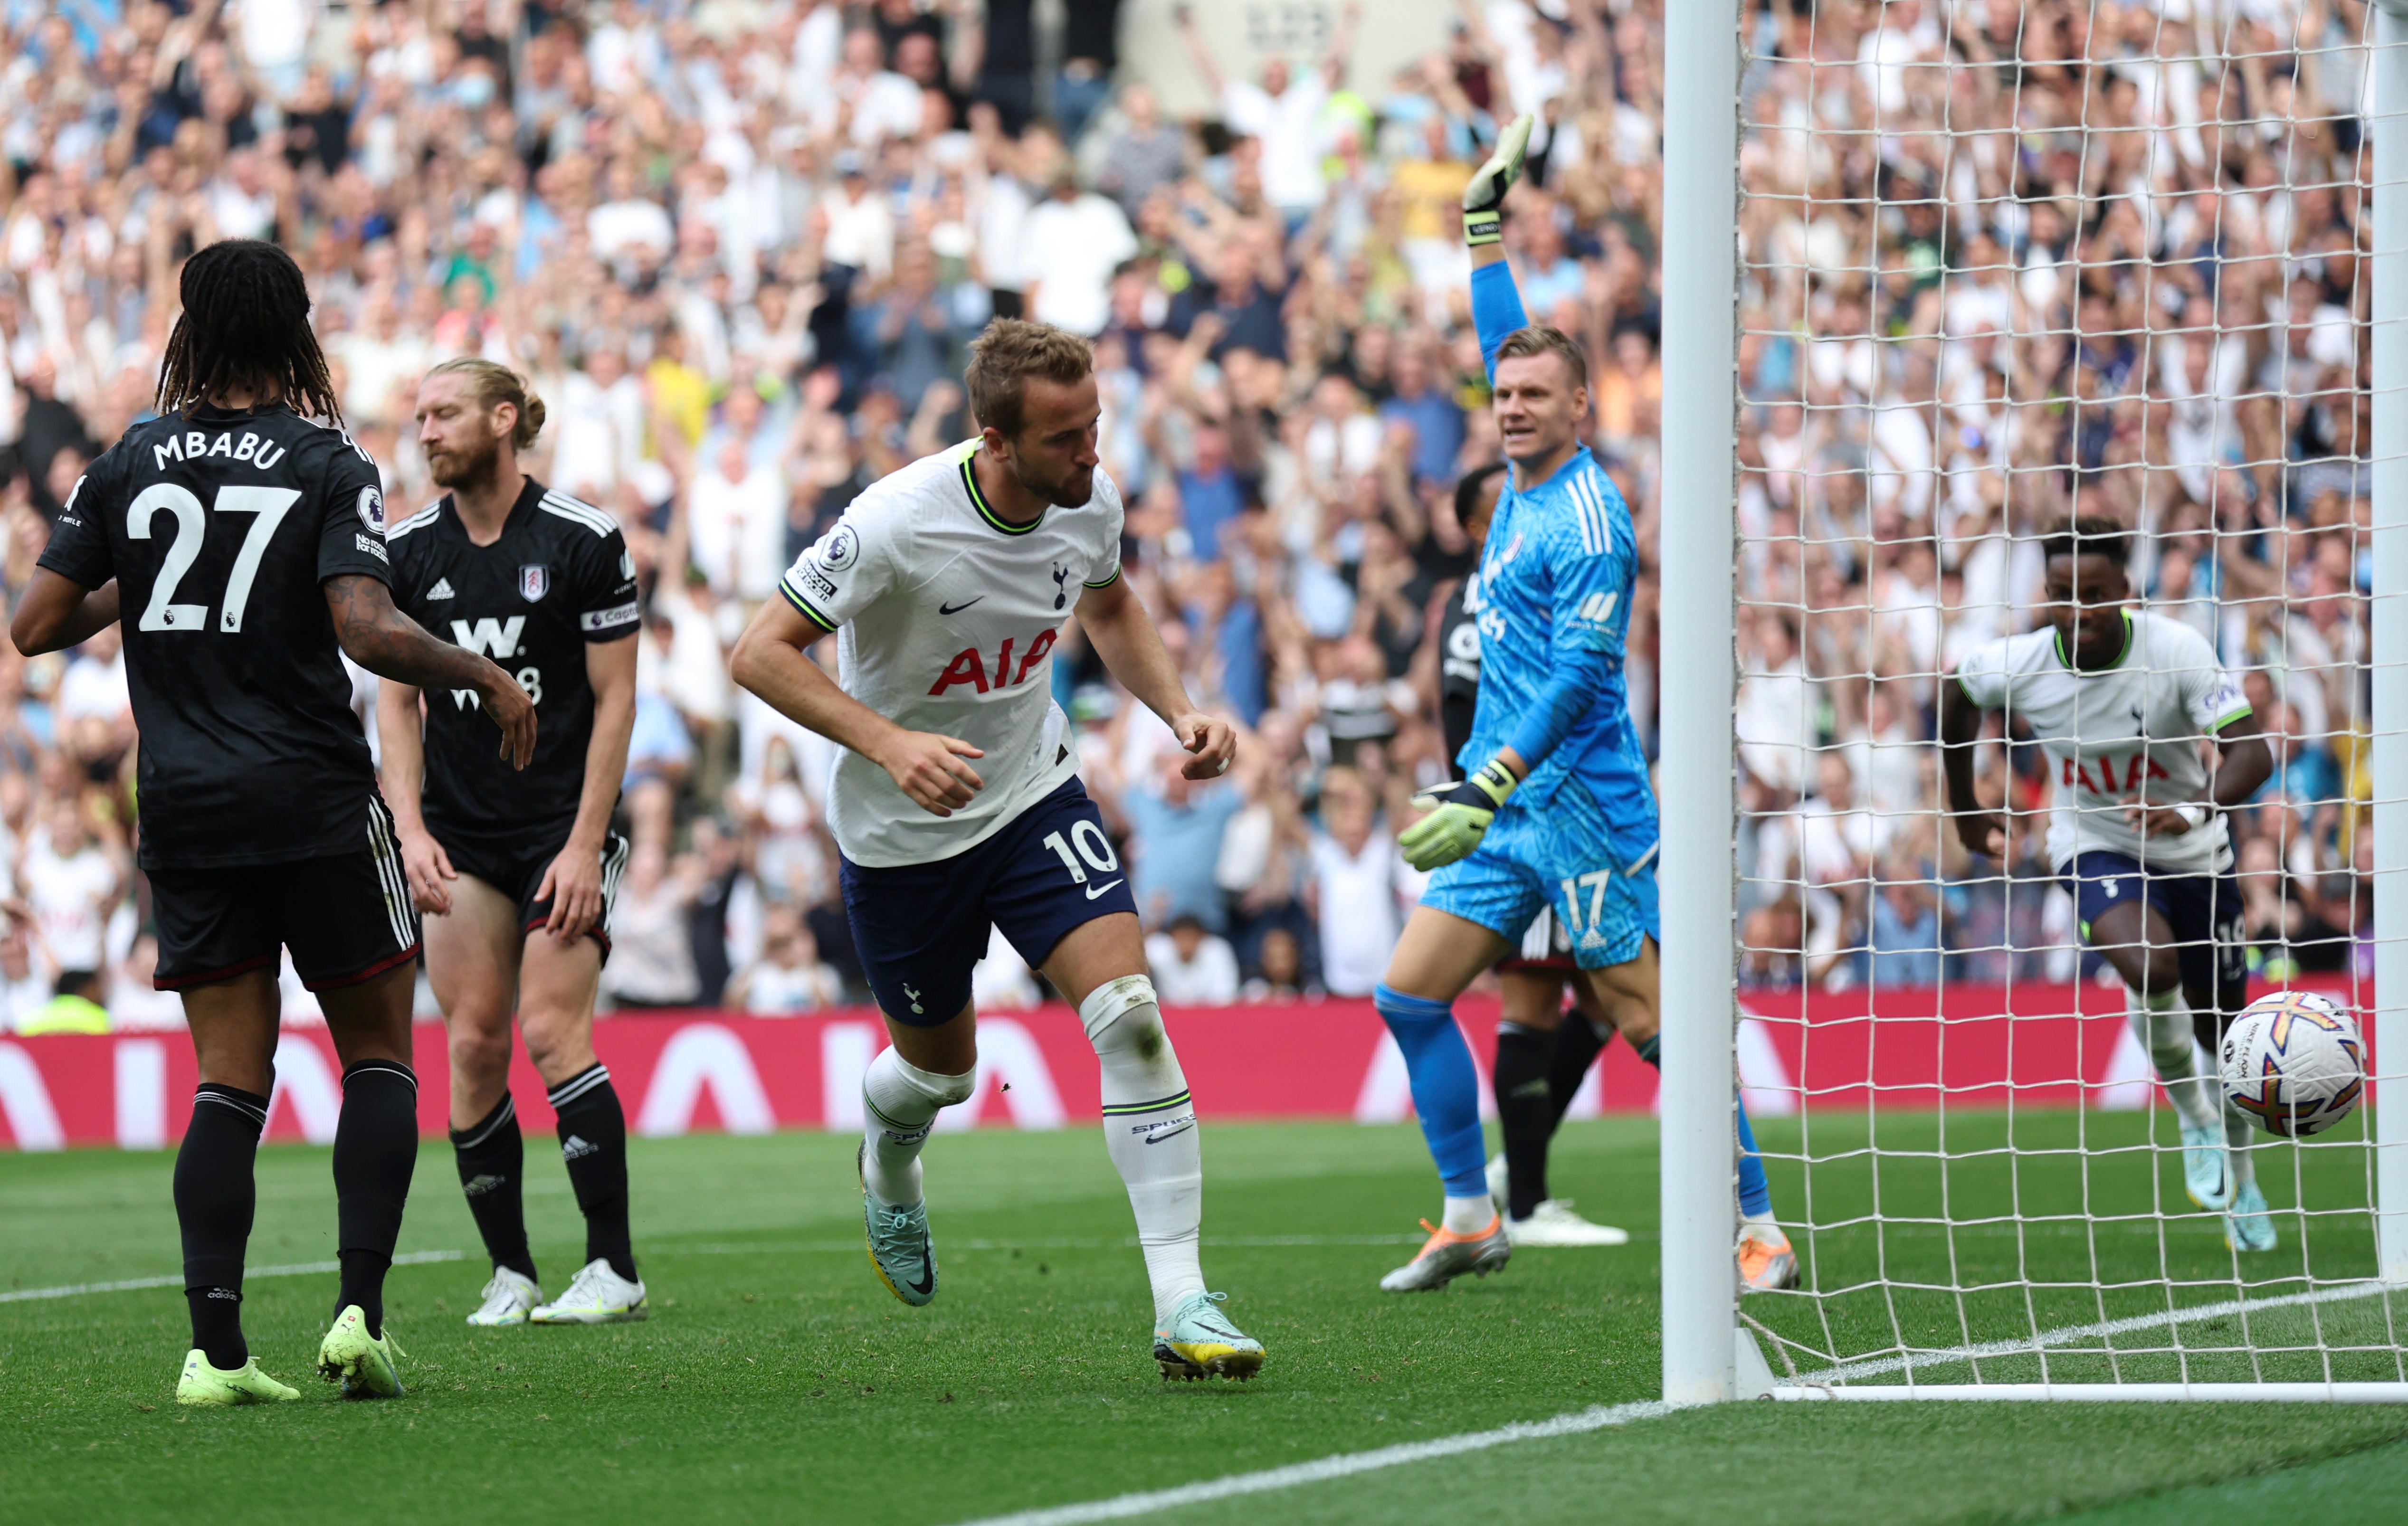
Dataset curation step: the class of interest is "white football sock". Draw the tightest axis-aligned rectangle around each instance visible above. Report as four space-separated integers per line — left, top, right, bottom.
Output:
1083 976 1205 1324
1443 1195 1496 1234
2128 986 2219 1130
860 1047 974 1206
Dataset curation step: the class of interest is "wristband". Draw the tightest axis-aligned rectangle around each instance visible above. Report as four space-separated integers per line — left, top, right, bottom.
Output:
1464 208 1503 246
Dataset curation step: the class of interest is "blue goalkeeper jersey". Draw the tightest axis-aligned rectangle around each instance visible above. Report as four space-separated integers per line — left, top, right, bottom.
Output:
1460 446 1657 864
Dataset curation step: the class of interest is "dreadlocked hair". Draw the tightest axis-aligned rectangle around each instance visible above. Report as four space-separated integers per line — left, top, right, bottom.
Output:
156 240 343 424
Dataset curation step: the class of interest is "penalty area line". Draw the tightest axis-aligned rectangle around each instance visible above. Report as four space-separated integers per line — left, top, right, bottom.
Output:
944 1399 1685 1526
0 1249 465 1304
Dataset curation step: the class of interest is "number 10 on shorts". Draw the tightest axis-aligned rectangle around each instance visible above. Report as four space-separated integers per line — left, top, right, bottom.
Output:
1042 822 1119 882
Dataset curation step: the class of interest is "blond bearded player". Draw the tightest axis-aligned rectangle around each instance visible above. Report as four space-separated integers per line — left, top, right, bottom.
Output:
379 360 646 1327
730 320 1262 1381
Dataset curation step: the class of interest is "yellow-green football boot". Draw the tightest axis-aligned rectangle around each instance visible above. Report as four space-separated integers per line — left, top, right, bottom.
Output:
317 1305 405 1398
175 1350 300 1406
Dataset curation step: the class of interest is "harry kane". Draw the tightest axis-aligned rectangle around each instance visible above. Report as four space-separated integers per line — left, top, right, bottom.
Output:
730 319 1262 1380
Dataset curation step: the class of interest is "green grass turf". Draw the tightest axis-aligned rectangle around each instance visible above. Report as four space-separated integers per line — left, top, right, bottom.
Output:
1 1117 2404 1526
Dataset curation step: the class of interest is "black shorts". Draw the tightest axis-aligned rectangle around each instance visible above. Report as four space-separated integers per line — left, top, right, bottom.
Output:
150 801 421 992
2065 850 2247 1009
441 828 631 961
839 776 1137 1026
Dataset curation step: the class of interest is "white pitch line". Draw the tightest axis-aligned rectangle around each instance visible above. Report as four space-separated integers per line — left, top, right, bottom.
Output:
651 1234 1423 1257
1789 1280 2399 1385
0 1249 465 1305
945 1400 1684 1526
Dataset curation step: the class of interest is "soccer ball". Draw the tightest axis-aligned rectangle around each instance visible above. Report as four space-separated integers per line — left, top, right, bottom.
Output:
2218 991 2367 1139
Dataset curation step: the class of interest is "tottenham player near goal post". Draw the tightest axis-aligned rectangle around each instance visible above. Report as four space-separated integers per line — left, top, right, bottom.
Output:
730 318 1263 1380
1371 115 1798 1293
1942 515 2275 1251
377 360 646 1326
11 240 537 1404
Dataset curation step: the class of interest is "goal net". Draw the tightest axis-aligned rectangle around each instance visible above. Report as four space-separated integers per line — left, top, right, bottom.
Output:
1662 0 2408 1400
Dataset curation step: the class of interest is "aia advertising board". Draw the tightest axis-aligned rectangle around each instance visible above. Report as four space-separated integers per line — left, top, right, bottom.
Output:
0 979 2370 1149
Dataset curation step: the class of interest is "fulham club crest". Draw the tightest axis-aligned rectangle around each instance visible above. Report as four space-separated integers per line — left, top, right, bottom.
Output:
519 564 551 602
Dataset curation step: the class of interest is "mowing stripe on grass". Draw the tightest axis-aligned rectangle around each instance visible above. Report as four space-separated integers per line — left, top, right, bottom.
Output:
0 1249 465 1304
945 1399 1684 1526
1789 1281 2397 1385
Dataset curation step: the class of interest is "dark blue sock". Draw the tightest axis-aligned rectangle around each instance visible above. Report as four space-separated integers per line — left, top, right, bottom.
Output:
1373 984 1489 1199
1632 1033 1773 1218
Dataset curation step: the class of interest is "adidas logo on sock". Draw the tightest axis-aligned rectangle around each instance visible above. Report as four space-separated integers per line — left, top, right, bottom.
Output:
462 1173 506 1197
428 577 456 599
561 1135 597 1160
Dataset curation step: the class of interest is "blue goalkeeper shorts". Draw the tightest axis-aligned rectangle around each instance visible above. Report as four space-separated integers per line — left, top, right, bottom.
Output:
1420 779 1658 969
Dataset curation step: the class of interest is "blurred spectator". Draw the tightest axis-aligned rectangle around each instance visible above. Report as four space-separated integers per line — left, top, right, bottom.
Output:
728 905 844 1014
1307 767 1402 998
603 845 702 1009
1146 912 1239 1005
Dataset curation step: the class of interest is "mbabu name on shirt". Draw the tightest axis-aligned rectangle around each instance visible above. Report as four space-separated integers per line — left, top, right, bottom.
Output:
929 627 1057 696
151 427 294 472
446 615 543 709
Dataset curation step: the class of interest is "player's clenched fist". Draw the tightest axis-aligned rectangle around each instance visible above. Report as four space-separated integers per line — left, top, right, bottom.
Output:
1174 711 1237 779
877 729 987 816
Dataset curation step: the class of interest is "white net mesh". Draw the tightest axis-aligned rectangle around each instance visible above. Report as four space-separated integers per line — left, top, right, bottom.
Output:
1726 0 2404 1390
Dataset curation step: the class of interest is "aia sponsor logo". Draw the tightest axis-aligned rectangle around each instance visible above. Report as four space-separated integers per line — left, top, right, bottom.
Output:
929 628 1058 695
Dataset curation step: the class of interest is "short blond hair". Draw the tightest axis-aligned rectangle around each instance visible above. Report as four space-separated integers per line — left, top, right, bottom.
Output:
424 357 547 449
964 318 1093 438
1494 325 1589 391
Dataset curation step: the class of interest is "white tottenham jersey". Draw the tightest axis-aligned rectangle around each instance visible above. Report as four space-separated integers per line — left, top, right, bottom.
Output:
1955 609 2250 875
778 438 1125 867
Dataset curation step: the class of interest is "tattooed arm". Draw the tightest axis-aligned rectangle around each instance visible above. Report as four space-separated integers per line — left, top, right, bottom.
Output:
324 574 537 768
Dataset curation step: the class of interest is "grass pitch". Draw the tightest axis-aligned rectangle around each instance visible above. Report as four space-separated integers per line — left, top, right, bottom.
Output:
3 1116 2406 1526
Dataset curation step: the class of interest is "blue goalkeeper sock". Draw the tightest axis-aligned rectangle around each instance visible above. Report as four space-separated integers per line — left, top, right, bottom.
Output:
1632 1033 1774 1220
1373 985 1491 1207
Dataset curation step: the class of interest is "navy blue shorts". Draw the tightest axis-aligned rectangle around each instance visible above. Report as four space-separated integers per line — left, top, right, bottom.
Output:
2064 850 2246 997
839 776 1138 1025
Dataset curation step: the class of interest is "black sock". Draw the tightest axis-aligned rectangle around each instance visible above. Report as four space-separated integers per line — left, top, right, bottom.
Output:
176 1083 266 1369
1545 1016 1609 1129
450 1094 536 1283
1493 1023 1557 1220
548 1065 635 1282
332 1061 419 1337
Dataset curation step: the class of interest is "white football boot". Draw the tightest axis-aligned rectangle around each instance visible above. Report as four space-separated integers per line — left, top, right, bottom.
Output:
1504 1199 1631 1247
2179 1120 2232 1212
466 1267 541 1327
530 1259 648 1323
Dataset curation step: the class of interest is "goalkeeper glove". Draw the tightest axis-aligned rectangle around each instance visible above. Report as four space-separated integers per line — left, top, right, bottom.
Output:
1462 113 1535 247
1399 758 1521 872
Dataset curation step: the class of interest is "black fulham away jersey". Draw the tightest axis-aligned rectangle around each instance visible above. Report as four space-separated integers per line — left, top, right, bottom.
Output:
39 404 394 869
1438 571 1482 778
384 477 638 851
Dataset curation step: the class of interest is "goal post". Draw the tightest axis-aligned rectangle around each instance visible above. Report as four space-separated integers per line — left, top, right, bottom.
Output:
1656 0 2408 1403
2373 0 2408 1291
1658 0 1746 1408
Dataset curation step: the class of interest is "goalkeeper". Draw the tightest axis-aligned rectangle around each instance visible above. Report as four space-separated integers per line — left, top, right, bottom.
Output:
1372 116 1795 1294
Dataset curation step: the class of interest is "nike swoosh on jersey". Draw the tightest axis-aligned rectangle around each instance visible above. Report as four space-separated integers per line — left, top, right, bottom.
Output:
938 597 984 615
1143 1123 1195 1146
1085 879 1125 900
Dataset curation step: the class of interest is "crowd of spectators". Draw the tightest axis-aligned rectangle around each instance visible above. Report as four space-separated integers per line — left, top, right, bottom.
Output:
0 0 2385 1029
